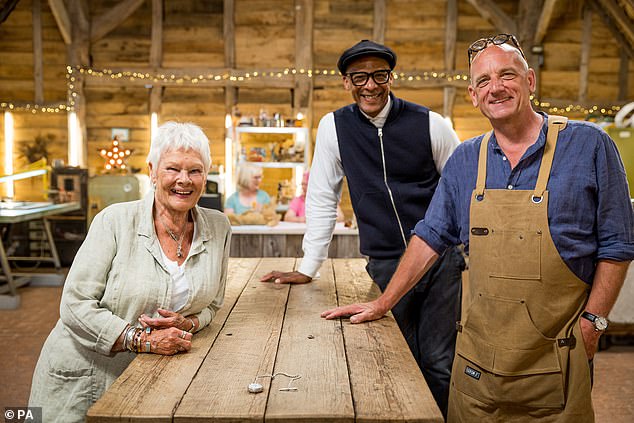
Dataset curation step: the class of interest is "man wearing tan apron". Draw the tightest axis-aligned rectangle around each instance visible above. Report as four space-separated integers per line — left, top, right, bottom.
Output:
321 35 633 422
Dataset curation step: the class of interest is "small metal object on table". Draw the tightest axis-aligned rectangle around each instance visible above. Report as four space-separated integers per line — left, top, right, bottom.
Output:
88 257 443 422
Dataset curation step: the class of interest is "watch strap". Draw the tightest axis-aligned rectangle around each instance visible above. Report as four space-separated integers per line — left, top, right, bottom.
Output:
581 311 598 322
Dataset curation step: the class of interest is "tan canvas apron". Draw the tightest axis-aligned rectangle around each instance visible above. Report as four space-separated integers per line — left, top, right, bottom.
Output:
447 116 595 422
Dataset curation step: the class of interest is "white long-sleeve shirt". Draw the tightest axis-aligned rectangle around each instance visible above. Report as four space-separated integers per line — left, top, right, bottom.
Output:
299 99 460 277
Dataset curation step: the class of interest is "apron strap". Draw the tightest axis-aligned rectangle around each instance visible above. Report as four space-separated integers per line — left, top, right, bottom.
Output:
532 115 568 201
474 131 493 198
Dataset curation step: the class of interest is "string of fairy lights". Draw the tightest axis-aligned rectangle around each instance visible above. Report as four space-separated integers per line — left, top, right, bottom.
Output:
0 64 625 117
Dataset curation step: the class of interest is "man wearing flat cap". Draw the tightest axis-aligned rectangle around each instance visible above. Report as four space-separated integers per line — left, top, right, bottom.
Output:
262 39 464 417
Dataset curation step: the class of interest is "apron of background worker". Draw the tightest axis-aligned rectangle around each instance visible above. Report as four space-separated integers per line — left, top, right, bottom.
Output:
448 116 594 422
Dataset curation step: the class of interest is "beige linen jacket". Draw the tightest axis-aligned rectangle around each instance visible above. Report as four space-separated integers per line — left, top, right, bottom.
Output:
29 193 231 422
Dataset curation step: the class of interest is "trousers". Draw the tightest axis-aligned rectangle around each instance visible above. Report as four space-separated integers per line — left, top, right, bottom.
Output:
366 246 464 419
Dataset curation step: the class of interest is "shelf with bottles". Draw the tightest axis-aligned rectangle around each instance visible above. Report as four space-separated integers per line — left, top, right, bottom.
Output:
234 126 310 167
228 126 310 201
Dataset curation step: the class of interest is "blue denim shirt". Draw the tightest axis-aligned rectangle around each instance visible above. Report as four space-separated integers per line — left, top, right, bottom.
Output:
415 114 634 284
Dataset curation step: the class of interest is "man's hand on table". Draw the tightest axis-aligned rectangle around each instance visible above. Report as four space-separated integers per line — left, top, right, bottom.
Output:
260 270 312 284
321 300 387 324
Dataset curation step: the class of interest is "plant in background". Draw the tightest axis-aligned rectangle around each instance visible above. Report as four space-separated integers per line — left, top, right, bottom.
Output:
19 133 53 164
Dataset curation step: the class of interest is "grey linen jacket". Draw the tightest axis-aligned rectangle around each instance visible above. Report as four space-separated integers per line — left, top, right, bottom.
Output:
29 193 231 422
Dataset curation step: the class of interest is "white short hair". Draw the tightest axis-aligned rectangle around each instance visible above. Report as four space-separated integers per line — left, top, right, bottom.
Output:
236 163 263 191
146 121 211 174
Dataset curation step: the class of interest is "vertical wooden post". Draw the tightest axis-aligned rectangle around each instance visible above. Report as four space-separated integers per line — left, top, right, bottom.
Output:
579 3 592 103
67 0 90 168
373 0 386 44
443 0 457 119
618 50 629 102
224 0 237 114
294 0 314 149
149 0 163 119
33 0 44 105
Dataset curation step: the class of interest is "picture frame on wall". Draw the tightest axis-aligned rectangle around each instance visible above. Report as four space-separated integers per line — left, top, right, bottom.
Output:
111 128 130 142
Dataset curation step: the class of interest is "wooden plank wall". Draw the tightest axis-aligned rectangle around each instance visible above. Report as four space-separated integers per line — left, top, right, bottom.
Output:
0 0 633 207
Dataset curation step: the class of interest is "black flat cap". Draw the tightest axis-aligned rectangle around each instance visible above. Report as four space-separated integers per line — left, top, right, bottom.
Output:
337 40 397 74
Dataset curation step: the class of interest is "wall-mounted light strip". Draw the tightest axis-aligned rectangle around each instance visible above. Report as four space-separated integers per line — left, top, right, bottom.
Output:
0 169 47 184
3 111 14 198
150 112 158 143
68 111 82 166
224 114 234 197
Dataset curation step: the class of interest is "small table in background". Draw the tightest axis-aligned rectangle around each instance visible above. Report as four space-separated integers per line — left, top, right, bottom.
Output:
0 201 80 309
88 257 442 422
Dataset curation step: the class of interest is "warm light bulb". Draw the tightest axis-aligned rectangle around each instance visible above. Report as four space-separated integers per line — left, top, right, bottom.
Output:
100 149 107 156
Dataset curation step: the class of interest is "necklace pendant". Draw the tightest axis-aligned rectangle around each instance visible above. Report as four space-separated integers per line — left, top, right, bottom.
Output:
177 244 183 258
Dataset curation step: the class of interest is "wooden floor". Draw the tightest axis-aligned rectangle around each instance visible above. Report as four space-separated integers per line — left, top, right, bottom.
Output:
1 285 633 422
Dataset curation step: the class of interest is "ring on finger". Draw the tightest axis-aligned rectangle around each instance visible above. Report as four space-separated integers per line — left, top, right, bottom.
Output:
181 330 187 339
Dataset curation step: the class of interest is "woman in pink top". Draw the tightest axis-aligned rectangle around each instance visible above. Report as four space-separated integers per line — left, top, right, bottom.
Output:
284 172 344 222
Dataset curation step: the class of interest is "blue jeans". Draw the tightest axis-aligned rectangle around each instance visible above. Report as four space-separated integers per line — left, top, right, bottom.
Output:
366 246 464 420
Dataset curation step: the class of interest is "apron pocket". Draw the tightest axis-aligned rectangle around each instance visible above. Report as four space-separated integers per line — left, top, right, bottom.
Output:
453 352 566 409
488 229 541 279
454 293 567 409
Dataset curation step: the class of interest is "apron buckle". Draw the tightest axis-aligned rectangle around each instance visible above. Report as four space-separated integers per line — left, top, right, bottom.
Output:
471 227 489 236
557 336 576 348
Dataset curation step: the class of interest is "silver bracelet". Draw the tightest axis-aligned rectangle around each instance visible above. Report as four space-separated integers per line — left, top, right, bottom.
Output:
123 326 136 352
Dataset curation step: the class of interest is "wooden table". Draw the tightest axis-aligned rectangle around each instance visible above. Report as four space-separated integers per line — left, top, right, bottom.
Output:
88 258 442 422
230 222 363 258
0 202 80 309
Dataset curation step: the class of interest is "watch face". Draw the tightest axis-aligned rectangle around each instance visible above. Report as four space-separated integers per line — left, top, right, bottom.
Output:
595 316 609 331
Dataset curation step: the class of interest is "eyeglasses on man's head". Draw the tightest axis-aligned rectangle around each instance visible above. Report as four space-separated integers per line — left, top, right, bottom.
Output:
467 34 527 68
346 69 392 86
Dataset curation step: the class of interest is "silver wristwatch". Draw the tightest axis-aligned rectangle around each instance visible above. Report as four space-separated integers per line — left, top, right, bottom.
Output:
581 311 609 332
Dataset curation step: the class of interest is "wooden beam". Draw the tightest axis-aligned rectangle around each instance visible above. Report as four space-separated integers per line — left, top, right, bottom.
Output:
618 50 629 102
149 86 162 115
294 0 314 135
223 0 237 114
0 0 20 24
444 0 457 118
589 0 634 60
67 0 90 168
48 0 71 44
534 0 557 45
90 0 145 42
149 0 162 68
33 0 44 104
579 4 592 103
464 0 517 34
82 72 469 90
595 0 634 48
373 0 386 44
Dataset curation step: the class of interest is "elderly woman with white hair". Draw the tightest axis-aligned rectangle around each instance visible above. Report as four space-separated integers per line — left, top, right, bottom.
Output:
29 122 231 422
224 162 271 215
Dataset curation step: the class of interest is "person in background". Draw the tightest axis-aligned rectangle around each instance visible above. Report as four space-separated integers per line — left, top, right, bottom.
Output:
224 163 271 215
321 34 634 422
284 171 344 223
261 39 464 418
29 122 231 422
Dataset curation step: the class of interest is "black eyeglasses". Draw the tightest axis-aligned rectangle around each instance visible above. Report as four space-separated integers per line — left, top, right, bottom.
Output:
346 69 391 86
467 34 526 67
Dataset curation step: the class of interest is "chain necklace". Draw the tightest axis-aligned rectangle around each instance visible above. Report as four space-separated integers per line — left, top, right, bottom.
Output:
157 210 189 258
